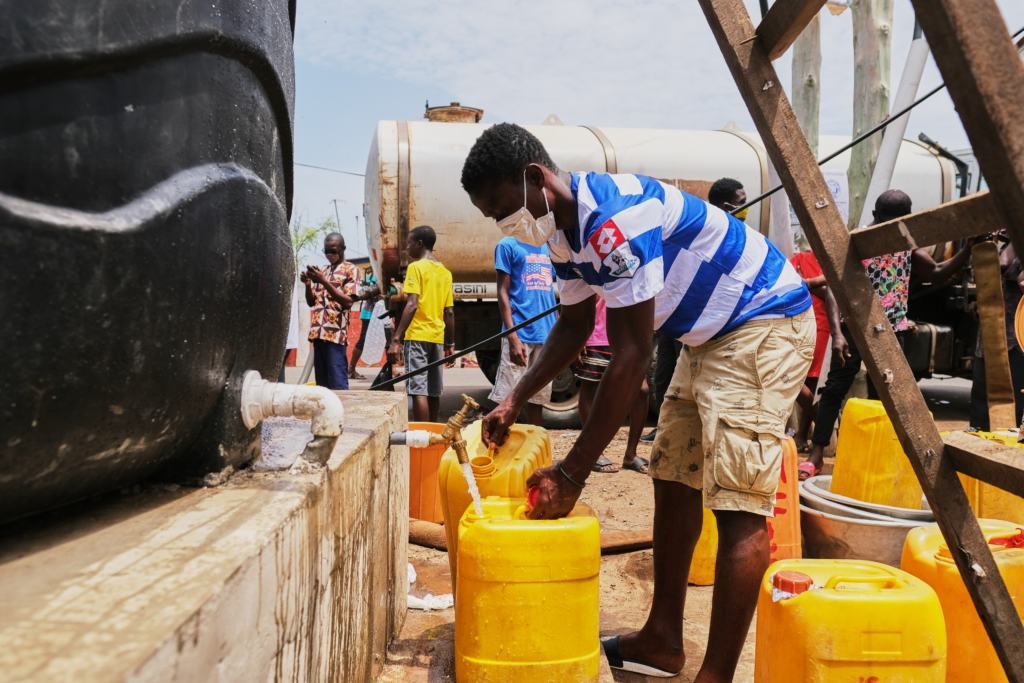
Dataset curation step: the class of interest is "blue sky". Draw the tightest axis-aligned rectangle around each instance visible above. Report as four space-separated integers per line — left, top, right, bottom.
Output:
290 0 1024 266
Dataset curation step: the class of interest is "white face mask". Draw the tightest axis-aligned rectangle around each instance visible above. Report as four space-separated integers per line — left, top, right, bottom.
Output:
495 171 558 247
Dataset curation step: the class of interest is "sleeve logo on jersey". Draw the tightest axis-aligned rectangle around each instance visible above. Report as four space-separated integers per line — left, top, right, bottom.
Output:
589 220 626 257
589 219 639 278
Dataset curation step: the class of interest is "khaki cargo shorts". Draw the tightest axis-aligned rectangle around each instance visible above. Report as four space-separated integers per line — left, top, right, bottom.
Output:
649 308 815 516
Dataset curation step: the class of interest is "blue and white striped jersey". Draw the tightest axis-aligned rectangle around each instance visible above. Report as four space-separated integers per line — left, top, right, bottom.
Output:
548 172 811 346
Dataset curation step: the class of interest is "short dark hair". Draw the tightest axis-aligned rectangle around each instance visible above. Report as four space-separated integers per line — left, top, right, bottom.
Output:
410 225 437 250
325 232 344 246
875 189 912 222
708 178 744 207
461 123 557 195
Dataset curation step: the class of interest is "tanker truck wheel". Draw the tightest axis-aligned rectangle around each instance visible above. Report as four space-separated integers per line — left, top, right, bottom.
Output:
477 349 500 385
543 365 582 429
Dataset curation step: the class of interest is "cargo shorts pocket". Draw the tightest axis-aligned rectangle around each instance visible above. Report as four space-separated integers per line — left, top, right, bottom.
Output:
711 411 787 495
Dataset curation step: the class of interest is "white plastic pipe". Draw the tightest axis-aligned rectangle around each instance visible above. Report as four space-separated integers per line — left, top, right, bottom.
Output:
858 37 931 228
389 430 435 448
240 370 344 437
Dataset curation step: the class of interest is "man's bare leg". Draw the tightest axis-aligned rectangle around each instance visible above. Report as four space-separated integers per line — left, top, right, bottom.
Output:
794 377 818 446
526 403 544 427
622 378 650 472
412 395 430 422
427 396 440 423
693 510 769 683
614 480 703 673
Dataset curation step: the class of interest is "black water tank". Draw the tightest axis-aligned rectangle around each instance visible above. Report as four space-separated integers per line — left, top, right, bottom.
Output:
0 0 297 522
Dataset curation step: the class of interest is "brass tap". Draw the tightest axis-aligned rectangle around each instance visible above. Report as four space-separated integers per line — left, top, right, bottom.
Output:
429 394 480 464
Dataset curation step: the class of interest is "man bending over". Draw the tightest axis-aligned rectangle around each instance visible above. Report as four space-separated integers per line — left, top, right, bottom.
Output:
461 123 813 680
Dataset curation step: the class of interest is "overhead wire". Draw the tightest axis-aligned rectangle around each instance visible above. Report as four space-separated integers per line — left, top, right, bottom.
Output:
729 21 1024 217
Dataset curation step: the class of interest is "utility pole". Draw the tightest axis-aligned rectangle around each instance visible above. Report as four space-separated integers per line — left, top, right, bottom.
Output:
330 199 344 233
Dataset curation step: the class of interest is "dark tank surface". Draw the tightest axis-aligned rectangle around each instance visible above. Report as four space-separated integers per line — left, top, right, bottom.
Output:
0 0 297 522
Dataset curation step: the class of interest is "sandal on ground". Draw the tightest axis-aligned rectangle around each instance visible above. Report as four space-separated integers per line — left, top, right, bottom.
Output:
602 636 679 678
795 440 811 454
349 371 365 380
622 456 649 474
798 461 821 481
593 456 619 473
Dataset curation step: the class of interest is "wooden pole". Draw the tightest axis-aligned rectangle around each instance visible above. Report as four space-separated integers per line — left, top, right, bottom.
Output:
697 1 1024 677
847 0 893 229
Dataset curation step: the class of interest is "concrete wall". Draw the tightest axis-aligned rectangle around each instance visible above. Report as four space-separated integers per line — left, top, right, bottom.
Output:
0 391 408 683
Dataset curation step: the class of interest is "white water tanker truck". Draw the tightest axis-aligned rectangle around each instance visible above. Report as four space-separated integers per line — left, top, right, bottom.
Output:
363 105 963 421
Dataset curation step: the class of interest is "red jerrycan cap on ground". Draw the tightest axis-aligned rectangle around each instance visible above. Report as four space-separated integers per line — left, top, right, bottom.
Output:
773 571 814 595
528 485 539 509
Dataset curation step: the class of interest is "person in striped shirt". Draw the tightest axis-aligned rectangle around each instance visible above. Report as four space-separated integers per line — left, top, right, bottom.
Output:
462 123 813 679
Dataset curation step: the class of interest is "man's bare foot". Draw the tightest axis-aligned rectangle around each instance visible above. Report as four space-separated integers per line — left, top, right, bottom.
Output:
349 370 365 380
616 628 685 675
593 456 619 473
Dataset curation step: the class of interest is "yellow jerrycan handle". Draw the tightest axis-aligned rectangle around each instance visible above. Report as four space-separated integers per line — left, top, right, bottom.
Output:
514 505 531 520
824 574 903 590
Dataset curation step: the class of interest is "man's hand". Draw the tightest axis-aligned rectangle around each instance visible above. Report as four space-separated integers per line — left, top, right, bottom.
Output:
387 339 403 366
508 334 529 367
481 402 518 449
526 465 583 520
832 333 851 367
299 270 310 285
307 265 327 286
444 346 456 368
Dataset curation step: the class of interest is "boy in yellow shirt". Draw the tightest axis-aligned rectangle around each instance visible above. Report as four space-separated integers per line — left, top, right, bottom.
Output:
387 225 455 421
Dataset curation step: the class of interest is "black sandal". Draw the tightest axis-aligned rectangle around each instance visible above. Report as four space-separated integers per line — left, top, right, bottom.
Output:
592 456 619 473
603 636 679 678
622 456 649 474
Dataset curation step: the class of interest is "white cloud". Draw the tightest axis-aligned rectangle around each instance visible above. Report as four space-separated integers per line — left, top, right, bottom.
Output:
296 0 762 130
295 0 1024 142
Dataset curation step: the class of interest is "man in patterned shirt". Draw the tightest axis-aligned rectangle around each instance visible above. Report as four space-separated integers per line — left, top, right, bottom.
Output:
301 232 362 390
800 190 974 479
462 123 813 680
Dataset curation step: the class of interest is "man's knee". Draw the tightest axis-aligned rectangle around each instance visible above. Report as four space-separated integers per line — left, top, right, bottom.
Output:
713 509 768 542
653 479 703 508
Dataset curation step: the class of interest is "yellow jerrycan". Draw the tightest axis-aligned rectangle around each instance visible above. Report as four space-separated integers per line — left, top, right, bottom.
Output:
455 497 601 683
689 437 800 586
689 507 718 585
437 421 551 589
901 520 1024 683
754 559 946 682
957 432 1024 525
831 398 925 509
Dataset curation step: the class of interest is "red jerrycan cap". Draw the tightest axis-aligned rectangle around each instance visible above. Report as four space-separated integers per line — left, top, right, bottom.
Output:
527 485 539 509
773 571 814 595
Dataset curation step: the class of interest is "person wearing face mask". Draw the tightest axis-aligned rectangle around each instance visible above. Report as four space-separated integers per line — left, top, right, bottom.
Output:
461 123 813 681
708 177 747 220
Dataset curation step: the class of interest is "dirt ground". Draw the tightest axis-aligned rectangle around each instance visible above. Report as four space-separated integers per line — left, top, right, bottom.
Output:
384 427 752 683
385 388 972 682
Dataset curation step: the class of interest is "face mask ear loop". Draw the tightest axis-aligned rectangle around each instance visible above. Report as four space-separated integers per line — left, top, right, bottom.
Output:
523 170 528 209
543 180 550 215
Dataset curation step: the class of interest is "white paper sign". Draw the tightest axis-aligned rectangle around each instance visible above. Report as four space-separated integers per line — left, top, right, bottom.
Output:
821 169 850 224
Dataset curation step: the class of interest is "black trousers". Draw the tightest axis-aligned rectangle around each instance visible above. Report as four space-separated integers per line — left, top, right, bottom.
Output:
655 333 684 408
969 346 1024 431
811 323 904 447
